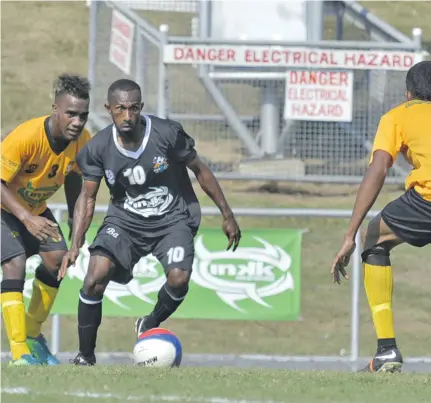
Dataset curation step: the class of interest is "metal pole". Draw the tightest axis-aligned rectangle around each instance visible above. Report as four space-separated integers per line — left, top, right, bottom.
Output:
51 208 63 356
87 0 99 133
350 231 363 370
157 25 169 119
51 314 61 356
412 27 423 50
260 84 280 155
198 0 211 78
306 0 324 42
199 0 211 38
336 4 344 41
135 29 145 101
87 0 98 86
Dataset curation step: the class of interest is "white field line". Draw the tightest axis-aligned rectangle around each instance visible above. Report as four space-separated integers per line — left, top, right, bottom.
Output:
1 387 284 403
2 351 431 364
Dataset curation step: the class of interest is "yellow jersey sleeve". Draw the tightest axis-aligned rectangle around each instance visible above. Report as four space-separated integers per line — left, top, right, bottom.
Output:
369 111 403 167
71 129 92 174
1 131 31 183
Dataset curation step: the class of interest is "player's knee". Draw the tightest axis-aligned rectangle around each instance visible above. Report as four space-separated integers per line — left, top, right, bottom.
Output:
363 215 381 250
35 264 62 288
83 267 111 299
82 254 114 298
41 250 67 275
166 269 190 299
82 275 108 299
1 254 26 281
167 268 190 288
361 243 391 266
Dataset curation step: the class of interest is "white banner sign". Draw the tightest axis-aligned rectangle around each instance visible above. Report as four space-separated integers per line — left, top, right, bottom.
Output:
109 10 135 75
284 70 354 122
163 45 422 71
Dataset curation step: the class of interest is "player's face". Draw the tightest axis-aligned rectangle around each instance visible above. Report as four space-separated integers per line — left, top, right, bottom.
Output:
106 89 144 138
53 94 90 141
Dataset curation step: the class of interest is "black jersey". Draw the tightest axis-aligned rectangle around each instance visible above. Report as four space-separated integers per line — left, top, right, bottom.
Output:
77 115 201 236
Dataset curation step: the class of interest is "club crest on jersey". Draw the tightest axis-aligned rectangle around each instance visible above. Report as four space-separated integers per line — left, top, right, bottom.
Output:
152 156 169 174
105 169 115 185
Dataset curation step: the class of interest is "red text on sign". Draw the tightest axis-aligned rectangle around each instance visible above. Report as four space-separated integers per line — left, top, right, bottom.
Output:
173 47 236 63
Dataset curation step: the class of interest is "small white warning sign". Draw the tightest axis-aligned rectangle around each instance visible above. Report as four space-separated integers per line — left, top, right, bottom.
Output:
284 70 354 122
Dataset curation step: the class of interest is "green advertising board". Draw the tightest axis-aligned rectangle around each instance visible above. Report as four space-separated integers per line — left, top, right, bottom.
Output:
13 226 303 321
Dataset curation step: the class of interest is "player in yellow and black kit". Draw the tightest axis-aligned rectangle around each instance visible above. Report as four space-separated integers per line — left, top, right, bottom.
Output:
1 74 92 366
332 61 431 373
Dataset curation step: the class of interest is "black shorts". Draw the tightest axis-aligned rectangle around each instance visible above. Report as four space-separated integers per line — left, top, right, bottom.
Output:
88 219 197 284
381 188 431 247
1 208 68 264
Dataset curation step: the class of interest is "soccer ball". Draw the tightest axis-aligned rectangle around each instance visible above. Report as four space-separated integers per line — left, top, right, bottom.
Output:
133 328 182 367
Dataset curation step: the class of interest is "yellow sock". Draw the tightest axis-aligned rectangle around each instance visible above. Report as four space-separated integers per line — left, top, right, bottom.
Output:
26 279 58 338
1 291 31 360
364 263 395 339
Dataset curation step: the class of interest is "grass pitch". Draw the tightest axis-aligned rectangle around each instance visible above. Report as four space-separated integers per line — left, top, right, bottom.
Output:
2 366 431 403
1 1 431 360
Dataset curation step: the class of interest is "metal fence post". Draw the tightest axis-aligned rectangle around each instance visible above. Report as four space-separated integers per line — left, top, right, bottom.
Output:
412 27 423 51
350 231 363 370
51 207 63 356
86 0 98 134
157 24 169 119
51 314 61 356
135 28 146 101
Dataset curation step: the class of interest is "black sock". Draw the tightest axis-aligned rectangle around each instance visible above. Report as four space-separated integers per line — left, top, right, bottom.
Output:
378 338 397 353
35 264 62 288
78 289 102 359
145 283 188 328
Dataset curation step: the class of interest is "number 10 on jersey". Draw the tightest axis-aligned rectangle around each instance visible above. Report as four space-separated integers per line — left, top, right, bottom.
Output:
123 166 146 185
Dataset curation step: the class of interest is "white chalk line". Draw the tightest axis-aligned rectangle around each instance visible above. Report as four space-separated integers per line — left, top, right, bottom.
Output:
1 387 283 403
2 352 431 364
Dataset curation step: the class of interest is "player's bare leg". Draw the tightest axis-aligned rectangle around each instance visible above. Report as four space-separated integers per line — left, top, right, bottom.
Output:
26 250 66 365
135 268 190 334
1 254 41 365
360 214 404 373
70 253 115 366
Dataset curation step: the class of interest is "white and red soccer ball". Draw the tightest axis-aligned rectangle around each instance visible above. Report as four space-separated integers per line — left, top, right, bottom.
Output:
133 328 182 368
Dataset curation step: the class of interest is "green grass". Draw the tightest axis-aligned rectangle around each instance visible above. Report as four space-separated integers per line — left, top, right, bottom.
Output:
361 1 431 42
2 366 431 403
1 1 431 360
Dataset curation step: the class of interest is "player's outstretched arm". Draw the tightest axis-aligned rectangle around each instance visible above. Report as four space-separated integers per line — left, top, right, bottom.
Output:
64 171 83 240
331 150 392 283
0 180 60 243
58 179 100 280
187 156 241 251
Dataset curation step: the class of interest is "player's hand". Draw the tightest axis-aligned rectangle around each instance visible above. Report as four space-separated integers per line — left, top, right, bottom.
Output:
67 216 73 241
58 247 80 281
222 214 241 251
331 236 356 284
22 215 61 243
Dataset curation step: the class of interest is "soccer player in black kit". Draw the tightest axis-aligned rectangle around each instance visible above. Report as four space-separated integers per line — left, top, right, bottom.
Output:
60 79 241 365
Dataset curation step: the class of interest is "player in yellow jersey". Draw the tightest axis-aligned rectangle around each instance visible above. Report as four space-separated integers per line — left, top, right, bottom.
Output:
331 61 431 373
1 74 92 366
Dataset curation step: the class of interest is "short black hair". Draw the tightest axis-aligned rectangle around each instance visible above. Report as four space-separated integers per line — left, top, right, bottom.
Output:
107 79 141 103
406 61 431 101
54 74 90 101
